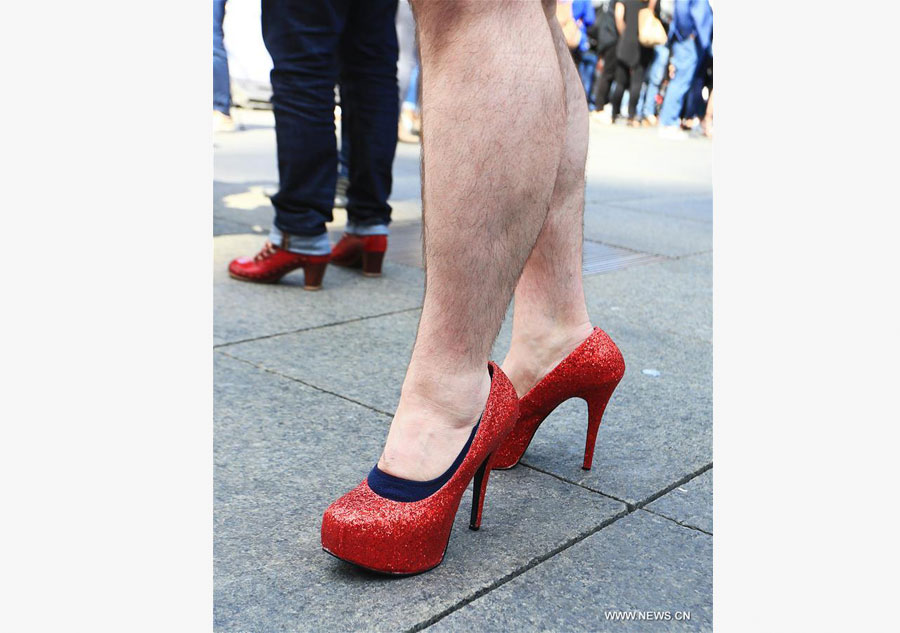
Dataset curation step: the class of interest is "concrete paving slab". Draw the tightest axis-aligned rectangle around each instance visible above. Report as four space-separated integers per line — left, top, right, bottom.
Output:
583 253 712 343
490 313 711 506
214 180 278 236
426 512 712 633
215 353 626 633
583 123 711 206
214 234 424 346
584 204 712 258
646 469 713 533
220 308 421 413
609 195 712 224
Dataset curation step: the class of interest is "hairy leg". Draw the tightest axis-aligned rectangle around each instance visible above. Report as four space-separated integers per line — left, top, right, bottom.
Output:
502 0 594 397
378 0 566 480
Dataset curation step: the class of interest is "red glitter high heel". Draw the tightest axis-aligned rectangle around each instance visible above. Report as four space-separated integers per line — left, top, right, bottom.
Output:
321 362 519 575
331 233 387 276
493 327 625 470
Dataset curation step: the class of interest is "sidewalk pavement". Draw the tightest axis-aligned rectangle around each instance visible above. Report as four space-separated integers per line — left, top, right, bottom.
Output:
214 109 713 632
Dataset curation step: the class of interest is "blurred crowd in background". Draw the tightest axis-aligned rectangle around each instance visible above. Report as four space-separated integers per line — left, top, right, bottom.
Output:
214 0 713 143
565 0 713 139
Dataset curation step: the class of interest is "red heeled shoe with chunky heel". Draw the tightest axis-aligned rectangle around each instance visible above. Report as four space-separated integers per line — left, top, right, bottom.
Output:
493 327 625 470
331 233 387 276
321 362 518 575
228 241 329 289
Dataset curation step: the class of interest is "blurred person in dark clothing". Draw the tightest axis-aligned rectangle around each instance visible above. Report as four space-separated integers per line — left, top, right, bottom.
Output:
609 0 655 126
590 0 620 119
681 46 712 130
228 0 400 288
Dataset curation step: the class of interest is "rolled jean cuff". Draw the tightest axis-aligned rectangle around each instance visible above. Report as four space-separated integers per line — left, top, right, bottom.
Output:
346 222 389 236
268 227 331 256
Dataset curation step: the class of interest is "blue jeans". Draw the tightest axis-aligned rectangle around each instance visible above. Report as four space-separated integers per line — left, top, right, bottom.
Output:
577 51 598 107
262 0 399 239
641 44 669 119
659 36 700 127
404 63 419 108
683 50 711 120
213 0 231 114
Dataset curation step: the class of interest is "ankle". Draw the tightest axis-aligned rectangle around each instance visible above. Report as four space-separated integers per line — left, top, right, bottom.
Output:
398 365 490 430
377 365 490 481
503 320 594 397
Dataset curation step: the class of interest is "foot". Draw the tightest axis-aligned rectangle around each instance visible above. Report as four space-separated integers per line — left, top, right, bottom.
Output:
590 108 613 124
228 241 329 287
331 233 388 275
331 234 365 268
334 176 349 209
213 110 235 133
501 322 595 398
397 111 420 144
377 367 491 481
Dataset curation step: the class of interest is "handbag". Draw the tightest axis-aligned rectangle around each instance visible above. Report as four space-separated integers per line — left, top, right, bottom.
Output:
638 7 667 47
596 9 618 52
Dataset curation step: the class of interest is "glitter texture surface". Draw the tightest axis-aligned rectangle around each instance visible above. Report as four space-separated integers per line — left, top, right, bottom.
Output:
493 327 625 469
320 361 519 575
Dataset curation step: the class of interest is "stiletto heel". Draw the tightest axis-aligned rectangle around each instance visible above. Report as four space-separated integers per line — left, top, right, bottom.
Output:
580 383 617 470
469 452 495 530
494 327 625 470
321 362 519 575
362 250 385 276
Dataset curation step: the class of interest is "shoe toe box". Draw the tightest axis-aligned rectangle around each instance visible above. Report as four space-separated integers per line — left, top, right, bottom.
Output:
321 480 452 574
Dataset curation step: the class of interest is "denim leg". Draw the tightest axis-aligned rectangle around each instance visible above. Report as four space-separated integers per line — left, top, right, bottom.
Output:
262 0 350 238
339 0 399 230
213 0 231 114
396 0 417 107
635 84 647 117
683 50 710 120
404 63 419 108
642 43 669 118
659 37 699 127
338 109 350 180
578 52 597 103
338 138 350 179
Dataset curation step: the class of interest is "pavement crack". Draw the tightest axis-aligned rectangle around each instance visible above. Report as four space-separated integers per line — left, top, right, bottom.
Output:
520 462 632 508
668 249 713 260
604 201 713 225
582 237 673 259
633 462 713 509
216 351 395 418
213 306 422 349
409 462 713 631
406 506 630 633
640 507 712 536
